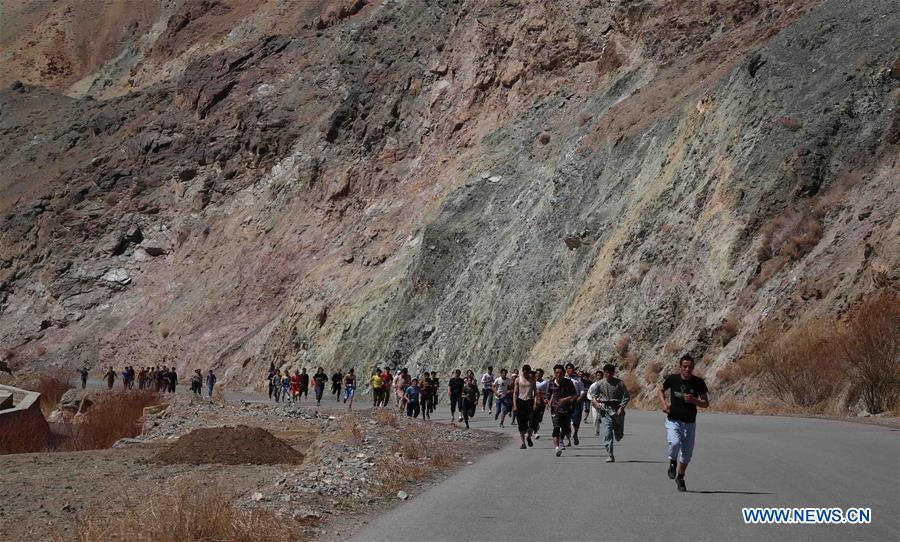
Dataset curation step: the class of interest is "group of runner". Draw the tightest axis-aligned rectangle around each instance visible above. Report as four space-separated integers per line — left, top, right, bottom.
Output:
270 353 709 492
267 364 330 408
79 365 218 398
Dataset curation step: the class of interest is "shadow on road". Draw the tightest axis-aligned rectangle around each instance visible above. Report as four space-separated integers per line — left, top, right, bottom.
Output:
688 490 771 495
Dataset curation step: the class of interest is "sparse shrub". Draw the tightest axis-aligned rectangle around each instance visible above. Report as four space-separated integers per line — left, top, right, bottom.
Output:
722 291 900 414
64 391 161 450
717 317 740 346
336 411 363 443
615 336 631 358
744 322 842 409
645 360 664 383
395 435 423 460
373 409 399 428
34 368 74 414
622 373 642 397
0 413 51 454
72 481 289 542
838 291 900 414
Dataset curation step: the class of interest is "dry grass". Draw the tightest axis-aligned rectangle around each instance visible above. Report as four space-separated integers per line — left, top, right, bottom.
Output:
72 481 291 542
746 321 842 408
716 290 900 414
644 360 664 384
376 459 430 495
34 369 74 415
717 317 740 346
839 291 900 413
615 336 630 358
373 409 399 428
622 373 642 398
0 413 51 454
335 411 363 444
62 391 161 450
615 335 639 370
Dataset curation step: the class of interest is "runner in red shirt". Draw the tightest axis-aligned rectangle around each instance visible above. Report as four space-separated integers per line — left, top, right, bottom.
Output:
290 369 301 405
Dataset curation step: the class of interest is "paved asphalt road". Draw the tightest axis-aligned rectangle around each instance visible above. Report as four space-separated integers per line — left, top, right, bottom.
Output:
352 408 899 542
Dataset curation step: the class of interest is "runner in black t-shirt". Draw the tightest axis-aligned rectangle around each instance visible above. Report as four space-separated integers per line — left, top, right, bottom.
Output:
657 354 709 492
548 364 577 457
447 369 464 423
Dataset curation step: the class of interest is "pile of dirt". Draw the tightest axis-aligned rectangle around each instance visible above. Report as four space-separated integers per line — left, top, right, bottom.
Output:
153 425 304 465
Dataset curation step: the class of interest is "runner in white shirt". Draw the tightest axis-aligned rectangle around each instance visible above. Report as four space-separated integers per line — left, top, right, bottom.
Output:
481 366 495 413
492 369 512 427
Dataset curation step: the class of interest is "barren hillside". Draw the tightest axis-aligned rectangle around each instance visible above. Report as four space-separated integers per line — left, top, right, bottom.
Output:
1 0 898 407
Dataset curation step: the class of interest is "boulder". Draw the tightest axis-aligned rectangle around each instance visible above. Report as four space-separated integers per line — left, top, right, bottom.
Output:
101 268 132 285
60 389 94 414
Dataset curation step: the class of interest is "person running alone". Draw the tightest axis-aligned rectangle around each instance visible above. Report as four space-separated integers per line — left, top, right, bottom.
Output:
588 363 630 463
512 364 537 449
77 367 89 389
548 364 577 457
447 369 464 423
658 354 709 492
460 374 480 429
481 366 495 413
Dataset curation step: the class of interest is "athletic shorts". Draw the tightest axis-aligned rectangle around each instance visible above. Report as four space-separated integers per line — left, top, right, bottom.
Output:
450 395 462 412
515 398 533 433
497 395 512 414
551 411 572 439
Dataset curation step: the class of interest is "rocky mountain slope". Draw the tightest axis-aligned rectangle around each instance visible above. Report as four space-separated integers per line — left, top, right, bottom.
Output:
1 0 898 399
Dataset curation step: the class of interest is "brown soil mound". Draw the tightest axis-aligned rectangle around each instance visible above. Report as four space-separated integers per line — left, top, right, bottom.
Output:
154 425 303 465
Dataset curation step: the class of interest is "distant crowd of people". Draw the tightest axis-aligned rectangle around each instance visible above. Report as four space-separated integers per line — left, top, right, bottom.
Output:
78 366 217 397
266 365 329 408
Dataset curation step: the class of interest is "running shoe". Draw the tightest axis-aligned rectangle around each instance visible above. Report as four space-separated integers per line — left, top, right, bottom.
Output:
520 444 527 449
606 456 615 463
526 436 533 447
555 447 562 457
667 460 677 480
573 435 579 446
676 476 686 492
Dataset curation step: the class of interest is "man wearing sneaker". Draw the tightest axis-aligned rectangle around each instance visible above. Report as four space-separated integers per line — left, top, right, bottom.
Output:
548 364 577 457
658 354 709 492
492 368 512 427
588 363 630 463
481 366 495 413
565 363 586 446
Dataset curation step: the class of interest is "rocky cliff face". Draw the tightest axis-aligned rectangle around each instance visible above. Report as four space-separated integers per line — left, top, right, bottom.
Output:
1 0 898 395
